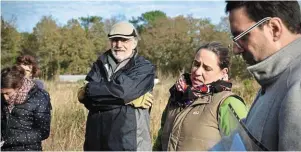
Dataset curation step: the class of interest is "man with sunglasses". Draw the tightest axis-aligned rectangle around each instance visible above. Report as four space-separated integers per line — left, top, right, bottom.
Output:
222 1 301 151
78 21 155 151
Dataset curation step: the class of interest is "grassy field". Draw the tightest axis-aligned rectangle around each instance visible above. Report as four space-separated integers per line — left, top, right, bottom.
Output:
42 77 260 151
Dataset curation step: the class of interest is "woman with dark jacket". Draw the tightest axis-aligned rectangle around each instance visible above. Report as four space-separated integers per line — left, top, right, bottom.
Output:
1 66 51 151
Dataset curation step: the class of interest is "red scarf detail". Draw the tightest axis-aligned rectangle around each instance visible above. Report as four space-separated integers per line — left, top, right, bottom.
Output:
6 78 35 112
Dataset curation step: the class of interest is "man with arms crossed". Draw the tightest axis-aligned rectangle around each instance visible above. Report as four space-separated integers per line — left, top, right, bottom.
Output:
78 21 155 151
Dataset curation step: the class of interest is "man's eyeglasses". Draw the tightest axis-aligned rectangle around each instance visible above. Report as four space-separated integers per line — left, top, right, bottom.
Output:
231 17 272 49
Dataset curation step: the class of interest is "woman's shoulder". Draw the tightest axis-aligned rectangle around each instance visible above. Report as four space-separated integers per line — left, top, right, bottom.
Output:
28 85 50 103
32 79 45 89
217 91 245 107
212 91 236 103
220 95 248 119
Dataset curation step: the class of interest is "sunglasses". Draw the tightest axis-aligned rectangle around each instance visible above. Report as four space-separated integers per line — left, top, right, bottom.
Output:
230 17 272 49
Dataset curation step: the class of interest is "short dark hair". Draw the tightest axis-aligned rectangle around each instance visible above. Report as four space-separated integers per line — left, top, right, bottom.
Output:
197 42 230 69
1 66 25 89
225 1 301 34
16 55 40 78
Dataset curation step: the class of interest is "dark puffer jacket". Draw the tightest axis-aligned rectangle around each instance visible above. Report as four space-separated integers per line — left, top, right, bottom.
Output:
81 50 155 151
1 85 52 151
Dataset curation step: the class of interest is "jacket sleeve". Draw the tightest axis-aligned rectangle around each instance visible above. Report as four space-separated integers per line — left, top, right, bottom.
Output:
84 59 155 105
4 92 51 146
218 96 248 136
279 81 301 150
85 60 103 82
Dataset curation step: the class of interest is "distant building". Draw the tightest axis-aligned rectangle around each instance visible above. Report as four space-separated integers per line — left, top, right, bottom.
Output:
59 75 160 84
154 78 160 85
59 75 86 82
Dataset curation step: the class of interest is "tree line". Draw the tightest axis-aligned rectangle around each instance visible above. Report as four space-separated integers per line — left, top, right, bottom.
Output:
1 10 250 80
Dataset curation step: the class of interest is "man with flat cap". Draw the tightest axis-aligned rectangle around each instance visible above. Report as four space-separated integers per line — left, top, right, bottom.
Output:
78 21 155 151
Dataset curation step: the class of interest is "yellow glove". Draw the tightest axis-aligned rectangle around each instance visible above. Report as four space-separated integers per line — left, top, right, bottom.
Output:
77 81 88 102
127 92 153 109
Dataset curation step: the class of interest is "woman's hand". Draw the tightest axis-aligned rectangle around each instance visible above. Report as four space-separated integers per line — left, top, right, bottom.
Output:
1 140 4 147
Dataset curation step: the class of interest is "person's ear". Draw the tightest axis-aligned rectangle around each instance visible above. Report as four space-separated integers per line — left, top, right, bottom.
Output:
221 68 229 80
222 68 228 75
268 17 282 42
132 39 138 49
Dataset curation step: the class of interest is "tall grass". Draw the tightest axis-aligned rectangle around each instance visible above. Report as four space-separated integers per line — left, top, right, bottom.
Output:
42 77 259 151
43 82 87 151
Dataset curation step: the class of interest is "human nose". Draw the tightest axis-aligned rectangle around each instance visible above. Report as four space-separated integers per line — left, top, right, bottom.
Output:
3 94 10 100
232 42 244 55
115 40 122 47
194 66 203 76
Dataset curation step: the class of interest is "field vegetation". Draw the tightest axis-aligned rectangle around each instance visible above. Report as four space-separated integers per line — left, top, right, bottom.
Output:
42 76 259 151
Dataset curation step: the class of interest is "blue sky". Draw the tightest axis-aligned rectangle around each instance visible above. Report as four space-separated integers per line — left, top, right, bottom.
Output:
1 1 227 33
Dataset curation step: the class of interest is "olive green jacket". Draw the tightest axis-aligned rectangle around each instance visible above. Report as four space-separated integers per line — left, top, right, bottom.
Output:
153 91 248 151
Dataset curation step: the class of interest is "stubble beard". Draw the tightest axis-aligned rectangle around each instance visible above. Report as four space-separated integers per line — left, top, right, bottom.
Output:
243 51 257 66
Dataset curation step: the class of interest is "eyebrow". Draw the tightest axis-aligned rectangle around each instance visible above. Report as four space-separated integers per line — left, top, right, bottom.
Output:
203 63 212 69
194 60 212 69
194 60 201 64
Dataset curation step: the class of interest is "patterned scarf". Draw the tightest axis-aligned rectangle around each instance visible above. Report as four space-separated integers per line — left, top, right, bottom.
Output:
6 78 35 112
173 73 232 107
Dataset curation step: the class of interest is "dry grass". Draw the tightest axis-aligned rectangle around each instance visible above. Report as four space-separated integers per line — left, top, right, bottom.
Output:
42 77 259 151
43 82 87 151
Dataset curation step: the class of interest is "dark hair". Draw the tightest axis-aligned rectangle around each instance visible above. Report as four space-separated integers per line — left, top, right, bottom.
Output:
196 42 230 69
16 55 40 78
1 66 25 89
225 1 301 34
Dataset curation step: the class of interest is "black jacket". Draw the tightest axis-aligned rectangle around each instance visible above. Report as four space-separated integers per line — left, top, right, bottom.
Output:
1 85 52 151
81 50 155 151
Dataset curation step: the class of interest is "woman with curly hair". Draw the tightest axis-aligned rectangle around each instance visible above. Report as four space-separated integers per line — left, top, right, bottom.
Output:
16 55 44 89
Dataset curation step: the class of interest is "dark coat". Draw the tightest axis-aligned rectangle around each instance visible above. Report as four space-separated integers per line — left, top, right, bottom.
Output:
1 85 52 151
81 50 155 151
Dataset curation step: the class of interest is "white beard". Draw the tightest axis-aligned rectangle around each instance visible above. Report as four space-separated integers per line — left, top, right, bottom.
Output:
111 49 134 62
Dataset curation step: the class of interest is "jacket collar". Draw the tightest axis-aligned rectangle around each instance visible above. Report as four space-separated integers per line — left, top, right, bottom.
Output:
99 49 138 70
191 95 211 106
247 37 301 86
23 84 39 101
